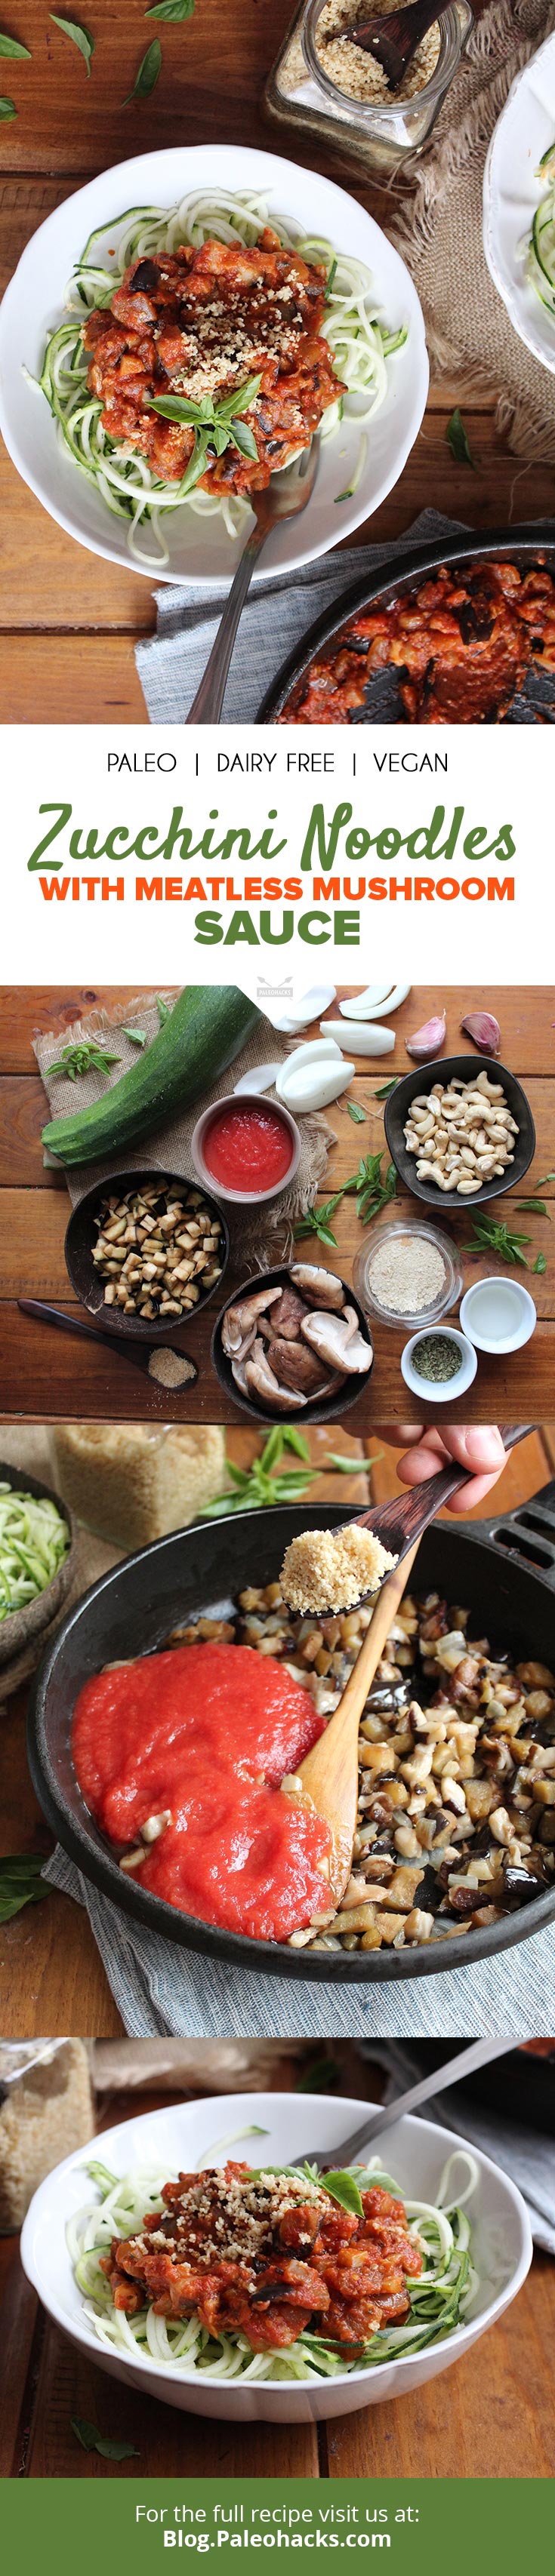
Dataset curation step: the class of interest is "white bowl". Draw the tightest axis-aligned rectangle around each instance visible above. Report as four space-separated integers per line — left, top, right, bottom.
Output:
460 1275 537 1354
483 29 555 373
20 2089 532 2423
0 143 428 586
401 1323 477 1402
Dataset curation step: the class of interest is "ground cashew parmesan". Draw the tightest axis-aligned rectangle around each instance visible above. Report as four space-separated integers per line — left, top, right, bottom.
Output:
280 1524 396 1614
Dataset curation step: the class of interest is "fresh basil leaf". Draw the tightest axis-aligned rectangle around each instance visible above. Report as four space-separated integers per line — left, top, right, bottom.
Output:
124 35 161 100
123 1027 146 1047
145 0 193 14
321 2170 364 2218
375 1076 399 1099
347 1100 365 1124
179 436 211 494
229 417 258 460
0 90 15 109
50 15 94 75
0 1855 47 1921
156 994 171 1022
150 393 214 425
216 371 262 421
446 407 475 469
295 2058 340 2092
0 30 31 55
71 2419 139 2460
533 1251 547 1274
212 421 231 456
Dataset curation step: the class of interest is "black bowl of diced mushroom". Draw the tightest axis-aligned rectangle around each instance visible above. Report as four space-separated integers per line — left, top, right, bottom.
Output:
384 1056 535 1212
64 1169 230 1342
211 1262 374 1423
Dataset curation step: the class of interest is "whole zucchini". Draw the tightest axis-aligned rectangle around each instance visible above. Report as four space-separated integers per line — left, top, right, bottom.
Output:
42 986 261 1167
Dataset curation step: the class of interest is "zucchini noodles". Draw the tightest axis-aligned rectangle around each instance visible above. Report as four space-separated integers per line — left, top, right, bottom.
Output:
38 187 408 568
68 2147 479 2384
524 140 555 320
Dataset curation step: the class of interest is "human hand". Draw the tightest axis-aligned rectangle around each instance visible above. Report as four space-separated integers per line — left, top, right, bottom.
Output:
377 1425 509 1513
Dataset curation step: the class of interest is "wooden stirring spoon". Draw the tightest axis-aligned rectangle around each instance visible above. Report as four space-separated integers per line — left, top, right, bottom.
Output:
294 1423 531 1906
323 0 443 92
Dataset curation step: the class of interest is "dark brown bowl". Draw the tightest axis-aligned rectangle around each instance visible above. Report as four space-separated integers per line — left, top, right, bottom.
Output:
256 523 555 721
211 1263 374 1425
64 1167 230 1345
384 1056 535 1213
0 1459 76 1670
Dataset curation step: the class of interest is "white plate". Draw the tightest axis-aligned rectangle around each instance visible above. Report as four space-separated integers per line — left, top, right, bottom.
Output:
20 2090 532 2424
0 142 428 585
483 29 555 373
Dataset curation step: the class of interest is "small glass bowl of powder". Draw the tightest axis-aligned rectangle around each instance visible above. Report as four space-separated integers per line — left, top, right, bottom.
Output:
353 1220 463 1333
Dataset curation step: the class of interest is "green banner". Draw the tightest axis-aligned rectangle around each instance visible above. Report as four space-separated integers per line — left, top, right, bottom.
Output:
2 2479 550 2576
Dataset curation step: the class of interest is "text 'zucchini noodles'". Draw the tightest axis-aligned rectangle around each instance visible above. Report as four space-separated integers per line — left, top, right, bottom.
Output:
68 2147 479 2384
37 188 408 569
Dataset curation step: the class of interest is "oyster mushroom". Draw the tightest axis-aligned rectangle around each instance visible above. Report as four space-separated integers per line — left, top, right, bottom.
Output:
301 1306 372 1376
266 1336 331 1395
245 1337 307 1412
290 1264 345 1311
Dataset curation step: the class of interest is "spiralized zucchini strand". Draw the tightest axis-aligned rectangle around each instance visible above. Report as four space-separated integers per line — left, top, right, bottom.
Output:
68 2149 478 2384
36 189 408 567
523 140 555 320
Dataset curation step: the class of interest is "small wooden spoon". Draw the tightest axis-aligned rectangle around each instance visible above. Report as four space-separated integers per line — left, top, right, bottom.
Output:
324 0 442 93
294 1422 531 1905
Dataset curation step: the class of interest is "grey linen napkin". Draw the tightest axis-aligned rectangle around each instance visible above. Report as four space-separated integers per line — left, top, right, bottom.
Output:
361 2041 555 2255
135 509 468 725
42 1847 555 2044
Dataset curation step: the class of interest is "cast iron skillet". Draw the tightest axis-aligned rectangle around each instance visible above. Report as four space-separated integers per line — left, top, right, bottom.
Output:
382 2042 555 2136
256 523 555 723
28 1478 555 1983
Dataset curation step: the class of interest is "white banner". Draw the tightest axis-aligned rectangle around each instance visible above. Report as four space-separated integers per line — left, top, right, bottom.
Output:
2 719 547 991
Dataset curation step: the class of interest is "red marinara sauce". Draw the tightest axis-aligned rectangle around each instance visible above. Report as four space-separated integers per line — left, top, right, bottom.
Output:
72 1639 330 1941
202 1102 293 1193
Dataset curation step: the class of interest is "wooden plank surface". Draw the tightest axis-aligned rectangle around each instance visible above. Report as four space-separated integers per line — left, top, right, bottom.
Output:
1 1 553 718
0 985 552 1423
0 1425 551 2040
0 2064 553 2479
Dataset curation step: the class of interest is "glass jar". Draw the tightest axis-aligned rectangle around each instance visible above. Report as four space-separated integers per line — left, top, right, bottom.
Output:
264 0 473 176
0 2041 93 2232
53 1422 227 1551
353 1218 463 1331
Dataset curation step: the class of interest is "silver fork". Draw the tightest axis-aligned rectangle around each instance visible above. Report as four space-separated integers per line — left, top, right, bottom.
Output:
185 438 319 725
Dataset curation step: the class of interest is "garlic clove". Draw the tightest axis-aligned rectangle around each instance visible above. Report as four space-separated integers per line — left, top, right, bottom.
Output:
277 1059 356 1113
274 985 337 1032
339 981 412 1022
321 1019 396 1057
233 1062 283 1096
405 1012 447 1061
460 1011 501 1056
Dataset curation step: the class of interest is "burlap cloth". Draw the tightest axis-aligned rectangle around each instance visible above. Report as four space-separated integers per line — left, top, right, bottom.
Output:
34 994 334 1271
0 1427 121 1704
389 0 555 460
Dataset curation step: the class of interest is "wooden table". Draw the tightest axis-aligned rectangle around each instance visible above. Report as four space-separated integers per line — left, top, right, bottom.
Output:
0 985 553 1423
1 2064 553 2479
2 0 554 723
1 1423 553 2038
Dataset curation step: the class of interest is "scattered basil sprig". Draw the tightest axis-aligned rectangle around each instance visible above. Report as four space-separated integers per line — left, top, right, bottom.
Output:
0 29 30 54
0 91 15 111
71 2419 139 2461
375 1076 399 1100
50 14 94 75
292 1190 345 1250
469 1216 532 1267
347 1100 366 1125
533 1252 547 1274
0 1855 47 1923
344 1149 398 1226
446 407 475 469
145 0 193 16
123 35 161 101
48 1040 121 1080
